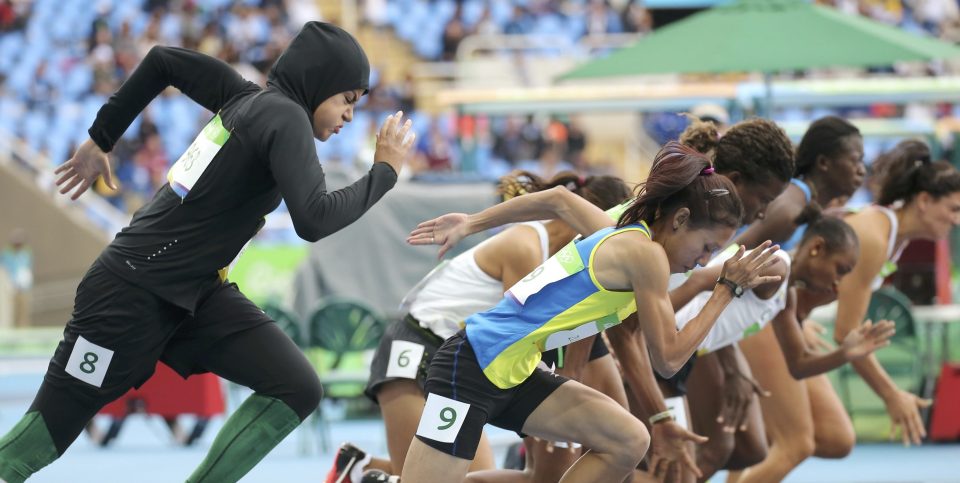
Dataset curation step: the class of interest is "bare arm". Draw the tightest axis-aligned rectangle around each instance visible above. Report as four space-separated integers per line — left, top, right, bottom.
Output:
775 287 896 379
774 289 848 379
607 319 669 415
733 191 803 249
408 186 614 257
835 213 900 397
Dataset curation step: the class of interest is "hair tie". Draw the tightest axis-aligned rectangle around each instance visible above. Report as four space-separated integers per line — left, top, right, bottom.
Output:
700 166 715 176
577 176 586 188
914 160 924 167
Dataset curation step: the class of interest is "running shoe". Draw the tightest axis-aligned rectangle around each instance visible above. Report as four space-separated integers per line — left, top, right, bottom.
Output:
360 469 400 483
325 442 372 483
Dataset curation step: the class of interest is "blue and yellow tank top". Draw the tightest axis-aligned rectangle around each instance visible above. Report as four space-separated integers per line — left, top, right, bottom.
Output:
465 222 650 389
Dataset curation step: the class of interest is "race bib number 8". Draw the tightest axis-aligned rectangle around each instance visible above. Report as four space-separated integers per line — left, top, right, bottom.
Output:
65 335 114 388
416 393 471 443
385 340 425 379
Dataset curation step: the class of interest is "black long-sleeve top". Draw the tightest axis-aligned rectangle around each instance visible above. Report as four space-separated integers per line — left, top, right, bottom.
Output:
90 25 392 312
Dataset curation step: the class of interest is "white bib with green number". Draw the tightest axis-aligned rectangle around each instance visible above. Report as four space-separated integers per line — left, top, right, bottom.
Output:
417 393 471 443
167 114 230 199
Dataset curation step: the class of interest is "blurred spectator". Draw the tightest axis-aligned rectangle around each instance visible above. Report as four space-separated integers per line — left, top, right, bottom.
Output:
586 0 623 37
135 132 170 192
504 5 532 35
441 4 469 61
621 0 653 34
415 120 455 171
1 229 33 328
0 0 27 31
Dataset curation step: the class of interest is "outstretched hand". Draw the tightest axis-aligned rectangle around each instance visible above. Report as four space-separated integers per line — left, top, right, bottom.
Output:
841 319 896 360
407 213 469 258
55 139 116 200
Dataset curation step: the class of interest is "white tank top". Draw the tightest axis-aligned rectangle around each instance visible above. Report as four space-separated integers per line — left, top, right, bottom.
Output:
872 205 906 290
407 222 550 339
674 246 792 354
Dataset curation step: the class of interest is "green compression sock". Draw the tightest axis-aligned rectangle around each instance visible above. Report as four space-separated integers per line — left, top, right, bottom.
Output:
186 394 301 483
0 412 59 483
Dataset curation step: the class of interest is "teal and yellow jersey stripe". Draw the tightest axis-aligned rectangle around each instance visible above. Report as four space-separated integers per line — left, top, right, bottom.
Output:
465 222 650 389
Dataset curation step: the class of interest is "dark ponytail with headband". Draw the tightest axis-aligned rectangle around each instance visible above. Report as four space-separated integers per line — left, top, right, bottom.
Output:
873 140 960 205
498 170 631 211
617 141 743 229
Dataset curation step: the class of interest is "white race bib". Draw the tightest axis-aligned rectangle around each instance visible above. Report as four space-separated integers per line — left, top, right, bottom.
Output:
167 114 230 199
507 241 582 305
65 335 114 388
664 396 689 430
542 314 619 351
385 340 425 379
416 393 471 443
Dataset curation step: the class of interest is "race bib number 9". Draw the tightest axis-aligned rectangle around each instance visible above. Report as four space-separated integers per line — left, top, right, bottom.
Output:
385 340 425 379
416 393 471 443
65 335 114 388
167 114 230 199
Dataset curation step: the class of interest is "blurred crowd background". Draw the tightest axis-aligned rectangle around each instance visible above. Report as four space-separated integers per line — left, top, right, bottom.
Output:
2 0 960 214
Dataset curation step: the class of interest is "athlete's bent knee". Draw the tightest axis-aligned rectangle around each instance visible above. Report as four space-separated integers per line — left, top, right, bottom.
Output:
608 419 649 469
780 434 815 467
816 430 855 459
276 371 323 421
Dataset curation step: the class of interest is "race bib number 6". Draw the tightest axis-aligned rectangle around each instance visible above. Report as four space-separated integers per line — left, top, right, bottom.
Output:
65 335 114 388
416 393 471 443
385 340 425 379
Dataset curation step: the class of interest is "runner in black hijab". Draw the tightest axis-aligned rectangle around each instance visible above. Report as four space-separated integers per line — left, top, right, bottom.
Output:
0 22 415 483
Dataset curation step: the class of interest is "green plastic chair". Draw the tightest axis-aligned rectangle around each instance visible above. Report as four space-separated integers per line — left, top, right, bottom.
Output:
307 297 387 451
308 297 386 370
836 286 922 417
261 302 306 348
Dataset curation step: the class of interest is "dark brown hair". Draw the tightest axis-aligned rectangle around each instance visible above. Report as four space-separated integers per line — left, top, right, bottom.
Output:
498 171 631 210
681 116 794 185
617 141 743 229
873 140 960 205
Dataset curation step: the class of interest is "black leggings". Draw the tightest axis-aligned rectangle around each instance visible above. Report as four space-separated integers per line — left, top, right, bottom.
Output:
28 262 320 454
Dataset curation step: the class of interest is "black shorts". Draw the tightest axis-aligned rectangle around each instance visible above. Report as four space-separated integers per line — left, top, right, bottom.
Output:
47 260 274 401
415 330 568 460
540 334 610 369
655 353 698 397
364 314 444 402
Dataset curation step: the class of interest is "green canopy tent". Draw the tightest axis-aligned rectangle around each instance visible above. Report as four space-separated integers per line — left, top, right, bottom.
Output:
559 0 960 112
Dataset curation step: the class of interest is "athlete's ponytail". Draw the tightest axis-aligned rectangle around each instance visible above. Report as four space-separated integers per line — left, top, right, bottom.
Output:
617 141 743 229
499 170 631 210
874 140 960 206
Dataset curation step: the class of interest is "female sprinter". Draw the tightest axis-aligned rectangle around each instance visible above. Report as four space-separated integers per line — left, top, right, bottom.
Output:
666 115 866 480
325 172 631 483
402 142 781 483
734 140 960 482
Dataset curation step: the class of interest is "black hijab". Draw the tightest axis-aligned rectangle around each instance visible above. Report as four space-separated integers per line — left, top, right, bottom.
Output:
267 22 370 122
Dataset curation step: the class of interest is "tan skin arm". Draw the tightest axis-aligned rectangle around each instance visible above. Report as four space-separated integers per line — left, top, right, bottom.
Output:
601 234 735 376
408 186 613 258
834 210 896 391
607 315 708 479
835 209 931 446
